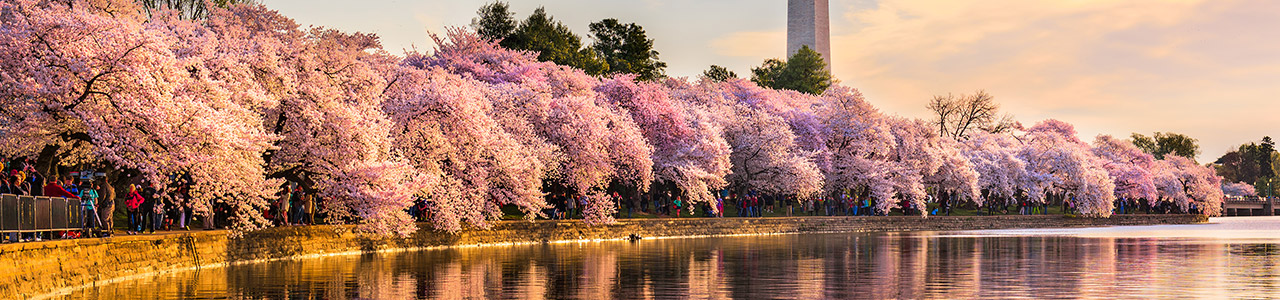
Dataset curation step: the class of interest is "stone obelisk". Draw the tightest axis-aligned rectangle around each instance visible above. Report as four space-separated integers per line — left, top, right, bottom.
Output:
787 0 831 68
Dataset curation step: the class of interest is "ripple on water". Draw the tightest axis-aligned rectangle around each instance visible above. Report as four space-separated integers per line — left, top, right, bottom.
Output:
59 217 1280 299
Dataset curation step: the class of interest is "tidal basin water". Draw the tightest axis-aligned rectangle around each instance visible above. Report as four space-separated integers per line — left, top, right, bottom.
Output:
65 217 1280 299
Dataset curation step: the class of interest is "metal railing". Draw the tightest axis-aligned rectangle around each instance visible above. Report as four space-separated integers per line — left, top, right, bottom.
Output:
0 194 84 233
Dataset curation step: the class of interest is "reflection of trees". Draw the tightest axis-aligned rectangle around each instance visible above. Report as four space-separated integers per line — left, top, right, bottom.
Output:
687 248 729 298
63 233 1280 299
1228 243 1280 298
922 233 982 299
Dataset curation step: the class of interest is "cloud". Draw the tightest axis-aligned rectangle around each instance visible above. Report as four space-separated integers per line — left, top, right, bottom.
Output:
829 0 1280 161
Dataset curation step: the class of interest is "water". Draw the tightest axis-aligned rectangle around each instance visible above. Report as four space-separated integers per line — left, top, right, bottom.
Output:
63 217 1280 299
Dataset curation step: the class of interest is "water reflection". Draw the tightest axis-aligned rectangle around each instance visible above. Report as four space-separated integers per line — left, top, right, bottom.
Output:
65 218 1280 299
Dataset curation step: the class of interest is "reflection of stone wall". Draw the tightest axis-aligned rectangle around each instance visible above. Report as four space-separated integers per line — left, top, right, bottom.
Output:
0 214 1206 299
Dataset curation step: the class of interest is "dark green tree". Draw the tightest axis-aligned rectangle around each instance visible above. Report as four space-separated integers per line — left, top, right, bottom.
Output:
702 65 738 82
499 7 608 75
471 1 517 41
1131 132 1200 160
589 18 666 80
750 45 833 95
1214 137 1277 196
750 59 785 88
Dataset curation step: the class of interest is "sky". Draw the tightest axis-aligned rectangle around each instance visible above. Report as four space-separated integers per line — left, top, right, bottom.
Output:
262 0 1278 162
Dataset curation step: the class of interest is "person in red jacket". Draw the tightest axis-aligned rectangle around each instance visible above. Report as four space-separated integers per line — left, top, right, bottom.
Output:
125 184 145 235
43 176 80 200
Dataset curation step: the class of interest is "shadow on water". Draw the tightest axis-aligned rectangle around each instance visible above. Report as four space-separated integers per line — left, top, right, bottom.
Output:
61 218 1280 299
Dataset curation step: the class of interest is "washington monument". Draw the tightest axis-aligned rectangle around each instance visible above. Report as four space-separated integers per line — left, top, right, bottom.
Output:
787 0 831 68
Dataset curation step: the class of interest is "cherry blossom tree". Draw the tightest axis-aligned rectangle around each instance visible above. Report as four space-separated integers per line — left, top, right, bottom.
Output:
200 4 423 235
720 105 823 197
4 1 1224 237
1222 182 1257 197
1153 156 1225 216
900 118 981 210
406 28 654 226
667 79 822 202
382 66 545 232
1019 120 1115 217
816 87 900 213
960 131 1028 207
597 76 731 208
1092 135 1158 204
0 0 279 232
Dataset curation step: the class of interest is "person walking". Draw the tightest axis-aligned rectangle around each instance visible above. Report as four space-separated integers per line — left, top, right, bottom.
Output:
290 185 304 225
277 182 293 226
306 193 317 225
142 184 162 233
716 197 724 218
125 185 144 234
566 193 577 219
673 196 682 218
778 194 788 215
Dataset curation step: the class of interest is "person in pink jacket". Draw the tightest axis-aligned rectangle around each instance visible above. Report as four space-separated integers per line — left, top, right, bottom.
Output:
125 185 144 235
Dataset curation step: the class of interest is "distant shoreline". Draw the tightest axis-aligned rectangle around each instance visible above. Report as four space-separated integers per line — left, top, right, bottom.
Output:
3 214 1206 299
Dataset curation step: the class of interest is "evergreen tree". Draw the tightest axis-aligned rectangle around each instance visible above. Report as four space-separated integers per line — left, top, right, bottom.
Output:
702 65 738 82
500 7 608 75
471 1 516 41
750 46 832 94
589 18 666 80
1213 136 1278 195
750 59 785 88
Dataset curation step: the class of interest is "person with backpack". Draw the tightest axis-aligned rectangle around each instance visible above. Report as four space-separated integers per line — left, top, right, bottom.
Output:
79 182 102 236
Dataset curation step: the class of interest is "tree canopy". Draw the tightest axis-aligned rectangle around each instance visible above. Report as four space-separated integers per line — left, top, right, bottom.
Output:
471 2 668 80
1214 137 1277 196
471 1 516 41
0 0 1230 237
501 7 608 75
1131 132 1200 160
927 90 1016 141
589 18 666 80
702 65 738 82
750 45 833 95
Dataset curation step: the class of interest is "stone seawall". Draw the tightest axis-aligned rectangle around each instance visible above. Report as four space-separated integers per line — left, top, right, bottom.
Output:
0 214 1206 299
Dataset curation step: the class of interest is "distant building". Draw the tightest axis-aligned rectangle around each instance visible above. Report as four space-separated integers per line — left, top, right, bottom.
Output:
787 0 831 69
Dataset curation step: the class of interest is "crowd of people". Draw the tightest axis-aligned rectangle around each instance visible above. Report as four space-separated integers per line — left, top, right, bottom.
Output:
267 182 320 227
606 189 905 220
0 155 1219 243
0 156 333 243
1 159 106 242
573 187 1197 221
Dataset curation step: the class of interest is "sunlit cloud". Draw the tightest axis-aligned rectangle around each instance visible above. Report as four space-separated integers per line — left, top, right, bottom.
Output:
830 0 1280 161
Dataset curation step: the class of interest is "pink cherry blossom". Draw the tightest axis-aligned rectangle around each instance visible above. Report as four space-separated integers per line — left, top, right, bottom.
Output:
1092 135 1158 204
1222 182 1256 197
960 131 1028 207
1020 120 1115 217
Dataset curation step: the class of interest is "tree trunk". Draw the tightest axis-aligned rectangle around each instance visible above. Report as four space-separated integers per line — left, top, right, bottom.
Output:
34 144 59 177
